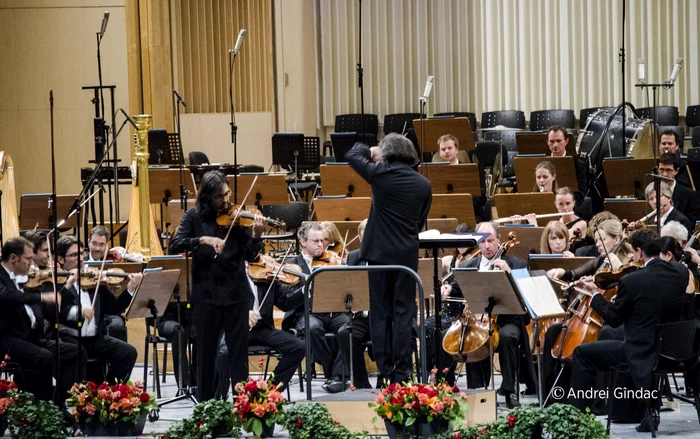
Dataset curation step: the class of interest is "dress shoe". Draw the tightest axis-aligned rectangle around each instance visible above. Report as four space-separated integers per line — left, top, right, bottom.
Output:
521 387 537 396
322 378 349 394
635 409 660 433
505 392 521 409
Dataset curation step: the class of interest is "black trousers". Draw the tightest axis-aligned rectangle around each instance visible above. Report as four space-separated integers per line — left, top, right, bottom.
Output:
332 316 372 388
104 315 127 342
194 303 248 401
158 319 196 388
368 268 417 384
0 334 86 406
465 322 520 393
63 334 137 384
295 312 349 377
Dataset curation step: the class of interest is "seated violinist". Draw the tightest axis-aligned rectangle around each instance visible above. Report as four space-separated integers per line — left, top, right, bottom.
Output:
56 235 138 384
21 230 50 270
540 221 574 256
214 259 306 398
569 229 688 433
282 222 349 391
573 211 620 257
85 226 128 342
448 221 536 409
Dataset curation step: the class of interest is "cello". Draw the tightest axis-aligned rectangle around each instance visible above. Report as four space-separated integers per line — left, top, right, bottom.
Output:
441 232 519 362
550 235 633 362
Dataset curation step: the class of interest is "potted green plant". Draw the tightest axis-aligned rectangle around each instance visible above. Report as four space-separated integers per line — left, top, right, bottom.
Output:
4 389 66 439
369 374 468 439
232 376 286 438
67 380 156 436
163 399 239 439
281 403 360 439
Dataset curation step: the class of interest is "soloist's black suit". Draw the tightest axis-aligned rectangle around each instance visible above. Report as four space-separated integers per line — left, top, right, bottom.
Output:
570 258 688 411
0 268 85 406
170 206 263 401
347 143 432 383
452 255 536 393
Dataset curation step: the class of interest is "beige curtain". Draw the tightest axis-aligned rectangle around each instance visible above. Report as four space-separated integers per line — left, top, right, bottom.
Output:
318 0 699 129
171 0 274 114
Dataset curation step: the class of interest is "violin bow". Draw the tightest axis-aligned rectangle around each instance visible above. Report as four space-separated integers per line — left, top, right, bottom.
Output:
89 246 111 309
251 246 294 331
221 174 259 245
339 230 350 261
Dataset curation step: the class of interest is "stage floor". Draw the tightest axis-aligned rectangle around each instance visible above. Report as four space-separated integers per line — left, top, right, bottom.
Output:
124 364 700 438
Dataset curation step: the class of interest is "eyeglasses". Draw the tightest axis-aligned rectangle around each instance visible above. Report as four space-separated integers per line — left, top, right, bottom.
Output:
66 252 80 258
657 167 675 174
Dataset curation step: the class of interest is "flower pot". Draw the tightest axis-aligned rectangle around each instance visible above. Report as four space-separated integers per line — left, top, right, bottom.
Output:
384 418 450 438
252 421 275 438
80 411 148 436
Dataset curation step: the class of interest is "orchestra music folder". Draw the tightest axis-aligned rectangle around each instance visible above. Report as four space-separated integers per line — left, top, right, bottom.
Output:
509 268 568 319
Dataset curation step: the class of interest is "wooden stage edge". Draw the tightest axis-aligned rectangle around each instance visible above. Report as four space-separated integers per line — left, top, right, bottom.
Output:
305 389 496 434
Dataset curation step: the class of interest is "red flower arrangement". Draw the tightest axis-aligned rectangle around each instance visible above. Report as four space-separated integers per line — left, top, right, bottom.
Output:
0 378 18 416
369 373 468 427
67 380 157 425
232 376 285 437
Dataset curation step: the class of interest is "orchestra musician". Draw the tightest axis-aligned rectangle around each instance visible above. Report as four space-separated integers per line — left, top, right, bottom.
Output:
555 187 587 240
85 225 127 342
56 235 138 384
282 222 350 391
214 261 305 398
573 212 620 257
540 221 574 256
169 170 265 402
657 153 700 222
448 221 536 408
569 229 688 433
0 237 85 417
658 129 692 188
21 230 50 270
433 134 463 164
547 125 588 205
645 181 693 235
346 134 432 385
533 161 557 193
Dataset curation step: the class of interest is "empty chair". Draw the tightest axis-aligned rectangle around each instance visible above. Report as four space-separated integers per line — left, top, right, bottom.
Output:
635 106 679 125
529 109 575 131
383 113 423 136
334 113 379 145
692 126 700 149
480 110 526 129
188 151 210 166
686 105 700 131
483 130 518 152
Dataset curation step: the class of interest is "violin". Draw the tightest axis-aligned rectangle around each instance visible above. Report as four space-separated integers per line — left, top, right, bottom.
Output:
24 266 130 290
215 203 285 229
312 250 343 267
107 246 144 263
593 262 641 290
248 254 307 286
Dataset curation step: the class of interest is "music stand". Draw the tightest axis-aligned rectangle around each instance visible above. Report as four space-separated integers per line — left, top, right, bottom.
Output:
319 164 372 197
312 197 372 221
513 156 579 192
603 199 650 223
515 132 576 156
124 269 181 319
330 133 361 161
148 130 178 165
419 233 485 377
412 117 476 154
602 158 655 198
493 193 556 218
418 163 481 195
20 193 79 229
149 168 197 242
496 226 544 261
228 174 289 208
452 268 527 409
429 194 476 225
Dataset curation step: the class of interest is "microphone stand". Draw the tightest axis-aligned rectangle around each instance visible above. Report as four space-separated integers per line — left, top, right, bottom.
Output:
619 0 626 147
229 50 240 205
357 0 365 141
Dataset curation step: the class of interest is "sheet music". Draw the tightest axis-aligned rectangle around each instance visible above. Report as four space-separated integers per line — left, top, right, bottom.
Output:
419 229 486 242
511 269 566 319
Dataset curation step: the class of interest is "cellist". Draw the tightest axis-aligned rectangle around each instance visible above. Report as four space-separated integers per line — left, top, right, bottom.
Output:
569 229 688 433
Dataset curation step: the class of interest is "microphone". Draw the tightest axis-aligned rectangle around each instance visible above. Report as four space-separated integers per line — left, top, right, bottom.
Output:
229 29 247 55
120 109 137 129
648 172 675 183
666 57 684 85
173 89 187 108
637 58 645 84
419 75 434 102
99 11 110 39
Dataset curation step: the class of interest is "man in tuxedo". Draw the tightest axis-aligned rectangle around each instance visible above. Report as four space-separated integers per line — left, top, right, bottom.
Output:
85 225 127 341
56 235 138 384
659 130 692 188
0 237 85 409
657 152 700 222
347 134 432 384
547 125 589 212
570 229 688 432
214 262 305 398
21 230 50 270
645 181 693 235
284 222 349 390
449 221 535 408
